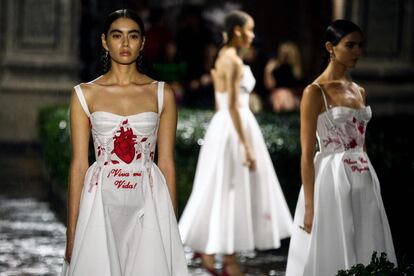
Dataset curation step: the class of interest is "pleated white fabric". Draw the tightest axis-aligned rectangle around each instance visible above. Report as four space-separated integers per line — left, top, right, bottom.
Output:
61 82 188 276
178 65 293 254
285 84 396 276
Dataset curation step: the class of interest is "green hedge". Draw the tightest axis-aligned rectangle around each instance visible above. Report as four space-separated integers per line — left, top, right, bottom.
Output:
336 252 414 276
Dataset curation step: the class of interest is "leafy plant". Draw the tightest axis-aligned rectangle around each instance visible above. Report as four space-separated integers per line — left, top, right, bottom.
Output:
336 251 414 276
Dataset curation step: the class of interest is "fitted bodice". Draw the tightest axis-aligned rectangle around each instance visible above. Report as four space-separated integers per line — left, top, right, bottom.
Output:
74 82 164 169
313 81 372 154
90 111 159 168
317 106 371 153
215 65 256 110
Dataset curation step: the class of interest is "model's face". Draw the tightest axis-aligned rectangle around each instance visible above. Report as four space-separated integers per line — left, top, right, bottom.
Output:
102 18 144 65
240 17 255 48
331 31 363 68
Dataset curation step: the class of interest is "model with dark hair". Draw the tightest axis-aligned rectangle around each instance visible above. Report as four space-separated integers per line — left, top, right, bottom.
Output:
178 10 292 276
61 9 188 276
285 19 396 276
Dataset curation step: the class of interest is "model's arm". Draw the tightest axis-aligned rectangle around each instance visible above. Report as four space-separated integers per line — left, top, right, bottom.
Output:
300 84 322 233
157 84 178 215
65 88 90 262
225 58 256 170
211 68 219 111
359 85 367 152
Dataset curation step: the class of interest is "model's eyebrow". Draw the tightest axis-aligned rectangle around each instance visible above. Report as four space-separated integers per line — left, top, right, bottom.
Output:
109 29 141 35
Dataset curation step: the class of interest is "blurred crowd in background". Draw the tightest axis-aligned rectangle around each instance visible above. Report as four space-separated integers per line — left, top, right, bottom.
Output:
80 2 310 113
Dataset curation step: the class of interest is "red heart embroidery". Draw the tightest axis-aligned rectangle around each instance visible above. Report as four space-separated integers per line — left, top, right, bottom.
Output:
112 126 137 164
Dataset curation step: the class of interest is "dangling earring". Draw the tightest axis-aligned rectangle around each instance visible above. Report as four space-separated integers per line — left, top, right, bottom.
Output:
101 49 110 73
137 49 143 70
330 51 335 61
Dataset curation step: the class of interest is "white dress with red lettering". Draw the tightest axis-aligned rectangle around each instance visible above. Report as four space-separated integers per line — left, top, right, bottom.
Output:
178 65 293 254
61 82 188 276
285 83 396 276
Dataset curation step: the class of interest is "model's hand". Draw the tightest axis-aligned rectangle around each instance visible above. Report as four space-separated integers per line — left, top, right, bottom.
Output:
65 238 74 263
243 145 256 171
303 206 314 233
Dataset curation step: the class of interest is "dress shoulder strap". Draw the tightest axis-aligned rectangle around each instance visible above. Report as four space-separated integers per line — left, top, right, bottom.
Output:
157 81 165 115
312 82 329 111
74 85 91 117
354 83 364 101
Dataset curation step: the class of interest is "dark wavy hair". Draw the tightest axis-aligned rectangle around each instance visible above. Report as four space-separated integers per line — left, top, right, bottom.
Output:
224 10 250 44
321 19 363 71
101 9 146 73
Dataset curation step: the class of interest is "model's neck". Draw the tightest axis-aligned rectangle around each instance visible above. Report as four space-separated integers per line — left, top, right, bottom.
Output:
107 63 140 85
322 61 350 82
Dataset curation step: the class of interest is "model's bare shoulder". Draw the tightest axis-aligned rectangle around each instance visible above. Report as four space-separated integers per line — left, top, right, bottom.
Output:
302 83 325 110
162 82 175 98
78 82 100 103
304 83 323 97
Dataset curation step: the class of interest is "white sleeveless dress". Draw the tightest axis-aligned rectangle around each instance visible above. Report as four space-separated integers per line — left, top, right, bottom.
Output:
61 82 189 276
285 83 396 276
178 65 293 254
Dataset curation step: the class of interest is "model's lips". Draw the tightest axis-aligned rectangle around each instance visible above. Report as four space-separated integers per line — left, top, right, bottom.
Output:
120 51 131 56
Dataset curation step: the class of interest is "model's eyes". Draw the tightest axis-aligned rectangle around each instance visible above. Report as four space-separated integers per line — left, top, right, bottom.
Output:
129 33 139 39
111 33 122 39
345 42 354 49
345 42 363 49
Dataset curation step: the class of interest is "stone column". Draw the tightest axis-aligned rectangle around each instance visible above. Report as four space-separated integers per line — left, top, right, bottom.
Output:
345 0 414 114
0 0 80 142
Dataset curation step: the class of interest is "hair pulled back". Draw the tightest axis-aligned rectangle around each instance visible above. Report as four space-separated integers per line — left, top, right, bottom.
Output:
223 10 250 44
101 9 146 73
321 19 363 70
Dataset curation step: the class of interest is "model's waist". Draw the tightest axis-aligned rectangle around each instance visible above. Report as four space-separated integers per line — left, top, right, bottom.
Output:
318 147 364 154
94 158 154 168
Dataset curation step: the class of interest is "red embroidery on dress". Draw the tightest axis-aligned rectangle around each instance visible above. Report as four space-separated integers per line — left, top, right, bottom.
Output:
343 157 369 173
88 169 100 193
350 165 369 172
112 121 137 164
114 180 137 189
344 158 357 165
347 138 357 149
323 136 341 148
